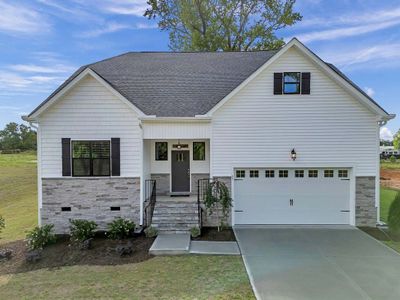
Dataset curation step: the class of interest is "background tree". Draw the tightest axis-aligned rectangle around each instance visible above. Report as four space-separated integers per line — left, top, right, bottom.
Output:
394 130 400 149
0 122 37 151
145 0 302 51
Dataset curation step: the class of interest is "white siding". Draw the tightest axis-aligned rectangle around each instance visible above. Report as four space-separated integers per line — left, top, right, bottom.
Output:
212 48 379 177
142 121 211 139
39 75 141 177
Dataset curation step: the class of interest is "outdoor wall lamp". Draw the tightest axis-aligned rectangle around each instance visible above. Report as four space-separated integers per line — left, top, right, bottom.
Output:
291 148 297 161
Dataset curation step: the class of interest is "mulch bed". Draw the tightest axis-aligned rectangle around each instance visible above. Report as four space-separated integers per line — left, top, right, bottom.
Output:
380 169 400 190
0 235 155 275
193 227 236 241
358 226 400 242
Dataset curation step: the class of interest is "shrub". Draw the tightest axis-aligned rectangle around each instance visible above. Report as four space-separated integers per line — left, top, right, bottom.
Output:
390 155 396 163
190 226 200 238
107 218 135 240
388 192 400 234
69 219 97 243
0 215 5 235
144 226 158 238
26 224 56 250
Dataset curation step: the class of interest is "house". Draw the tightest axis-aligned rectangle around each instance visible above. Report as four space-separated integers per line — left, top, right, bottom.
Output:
24 38 394 234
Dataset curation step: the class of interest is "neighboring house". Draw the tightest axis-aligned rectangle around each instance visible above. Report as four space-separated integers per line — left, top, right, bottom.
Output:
24 38 394 234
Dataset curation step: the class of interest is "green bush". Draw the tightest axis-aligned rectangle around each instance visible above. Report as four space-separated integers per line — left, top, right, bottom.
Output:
190 226 200 238
144 226 158 238
390 155 396 163
26 224 56 250
69 219 97 243
107 218 135 240
388 192 400 234
0 215 5 235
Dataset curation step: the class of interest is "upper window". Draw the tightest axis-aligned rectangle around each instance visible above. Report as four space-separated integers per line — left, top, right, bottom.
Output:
295 170 304 178
265 170 275 178
155 142 168 161
308 170 318 178
324 170 334 178
193 142 205 161
236 170 245 178
338 170 348 178
250 170 259 178
279 170 289 178
283 72 301 94
72 141 110 177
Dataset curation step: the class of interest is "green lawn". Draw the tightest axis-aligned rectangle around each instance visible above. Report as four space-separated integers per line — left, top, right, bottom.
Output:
380 160 400 170
0 152 254 299
380 187 398 223
0 152 37 243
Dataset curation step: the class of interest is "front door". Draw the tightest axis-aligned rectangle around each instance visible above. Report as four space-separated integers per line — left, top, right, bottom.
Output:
171 151 190 193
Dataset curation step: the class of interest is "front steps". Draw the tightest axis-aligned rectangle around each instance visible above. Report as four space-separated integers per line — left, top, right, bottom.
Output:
151 196 199 234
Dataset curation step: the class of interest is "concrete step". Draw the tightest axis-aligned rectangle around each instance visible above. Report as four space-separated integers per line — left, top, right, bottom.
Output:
152 217 199 222
149 233 191 255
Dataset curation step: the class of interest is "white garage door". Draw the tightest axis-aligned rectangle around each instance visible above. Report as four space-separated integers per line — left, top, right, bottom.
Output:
234 168 350 225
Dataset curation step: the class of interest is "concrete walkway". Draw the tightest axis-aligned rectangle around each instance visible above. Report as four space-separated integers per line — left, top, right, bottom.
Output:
234 226 400 300
149 234 240 256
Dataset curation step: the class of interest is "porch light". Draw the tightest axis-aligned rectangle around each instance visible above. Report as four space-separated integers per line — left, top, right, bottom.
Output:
177 140 182 149
291 149 297 161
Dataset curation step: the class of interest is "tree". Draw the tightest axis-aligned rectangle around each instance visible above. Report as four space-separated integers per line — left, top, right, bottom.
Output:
0 122 37 151
145 0 302 51
394 130 400 150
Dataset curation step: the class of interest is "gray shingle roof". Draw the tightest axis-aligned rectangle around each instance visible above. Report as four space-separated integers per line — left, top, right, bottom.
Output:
29 51 277 117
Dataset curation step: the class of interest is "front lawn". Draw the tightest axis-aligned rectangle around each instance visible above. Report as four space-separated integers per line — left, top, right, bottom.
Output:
0 256 254 299
380 187 398 223
381 160 400 170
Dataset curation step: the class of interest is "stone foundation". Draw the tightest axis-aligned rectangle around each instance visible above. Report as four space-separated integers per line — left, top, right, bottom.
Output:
355 176 377 227
201 176 232 227
151 174 169 195
41 177 140 234
191 173 210 195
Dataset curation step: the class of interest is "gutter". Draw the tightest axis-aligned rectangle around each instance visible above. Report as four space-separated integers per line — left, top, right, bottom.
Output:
22 115 38 130
139 116 211 122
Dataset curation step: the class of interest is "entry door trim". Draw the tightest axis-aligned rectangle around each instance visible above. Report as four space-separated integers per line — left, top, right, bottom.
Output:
171 150 190 193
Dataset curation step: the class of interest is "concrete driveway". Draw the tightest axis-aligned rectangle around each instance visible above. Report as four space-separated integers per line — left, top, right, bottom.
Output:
234 226 400 300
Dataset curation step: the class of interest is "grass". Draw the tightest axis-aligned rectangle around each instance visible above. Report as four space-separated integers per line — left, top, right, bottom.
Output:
0 152 254 299
380 160 400 170
380 187 398 223
0 152 37 243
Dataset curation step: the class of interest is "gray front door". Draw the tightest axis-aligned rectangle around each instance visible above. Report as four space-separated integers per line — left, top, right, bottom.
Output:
171 151 190 192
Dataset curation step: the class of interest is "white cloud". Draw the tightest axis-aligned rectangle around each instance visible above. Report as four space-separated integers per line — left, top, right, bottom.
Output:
0 1 50 35
9 64 76 74
297 19 400 43
100 0 148 16
364 87 375 97
380 127 394 141
80 22 132 38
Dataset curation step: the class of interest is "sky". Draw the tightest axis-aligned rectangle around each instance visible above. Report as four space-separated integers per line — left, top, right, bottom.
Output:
0 0 399 140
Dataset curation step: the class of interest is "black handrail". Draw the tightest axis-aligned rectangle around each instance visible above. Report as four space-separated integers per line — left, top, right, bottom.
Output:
197 178 212 230
144 179 156 227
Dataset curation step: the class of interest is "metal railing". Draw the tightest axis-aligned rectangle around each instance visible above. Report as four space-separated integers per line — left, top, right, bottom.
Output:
144 179 156 227
197 178 212 230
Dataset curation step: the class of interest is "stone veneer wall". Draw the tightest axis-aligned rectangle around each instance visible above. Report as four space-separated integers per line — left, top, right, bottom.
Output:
355 176 377 227
191 173 210 195
151 174 169 195
201 176 232 227
41 177 140 234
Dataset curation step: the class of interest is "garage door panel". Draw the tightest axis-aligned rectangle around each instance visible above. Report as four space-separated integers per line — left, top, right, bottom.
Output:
234 169 350 225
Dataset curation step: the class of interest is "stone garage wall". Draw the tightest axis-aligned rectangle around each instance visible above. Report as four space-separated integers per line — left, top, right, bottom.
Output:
41 177 140 234
201 176 232 227
355 176 377 227
191 173 210 196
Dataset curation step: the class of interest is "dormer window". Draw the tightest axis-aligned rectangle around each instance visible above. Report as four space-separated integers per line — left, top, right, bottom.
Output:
283 72 300 94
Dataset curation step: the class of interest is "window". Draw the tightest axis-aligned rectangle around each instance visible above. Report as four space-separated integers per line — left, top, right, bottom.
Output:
324 170 334 178
193 142 205 161
236 170 245 178
155 142 168 161
338 170 348 178
284 72 300 94
279 170 288 178
265 170 275 178
250 170 259 178
295 170 304 178
308 170 318 178
72 141 110 177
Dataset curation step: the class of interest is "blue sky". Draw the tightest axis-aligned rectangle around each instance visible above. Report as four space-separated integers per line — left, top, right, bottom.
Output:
0 0 399 140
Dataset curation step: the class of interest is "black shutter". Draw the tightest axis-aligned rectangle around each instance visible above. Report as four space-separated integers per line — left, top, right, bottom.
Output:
111 138 120 176
301 72 311 94
273 73 283 95
61 138 71 176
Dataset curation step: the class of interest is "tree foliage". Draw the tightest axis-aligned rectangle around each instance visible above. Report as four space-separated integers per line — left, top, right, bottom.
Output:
0 122 36 151
145 0 302 51
394 129 400 150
